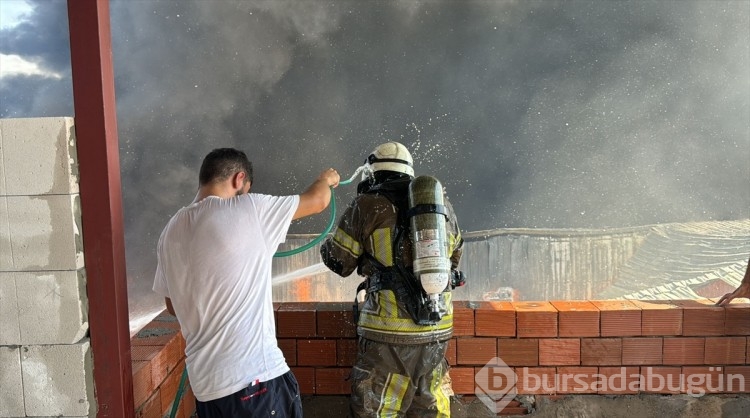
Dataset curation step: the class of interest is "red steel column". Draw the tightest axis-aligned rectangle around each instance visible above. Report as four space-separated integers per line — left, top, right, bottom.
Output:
66 1 133 416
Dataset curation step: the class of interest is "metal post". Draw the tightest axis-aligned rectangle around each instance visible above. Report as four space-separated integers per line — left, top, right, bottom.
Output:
66 0 134 416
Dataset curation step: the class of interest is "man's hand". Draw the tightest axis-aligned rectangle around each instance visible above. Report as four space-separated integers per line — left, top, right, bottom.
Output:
294 168 340 220
716 282 750 306
320 168 340 188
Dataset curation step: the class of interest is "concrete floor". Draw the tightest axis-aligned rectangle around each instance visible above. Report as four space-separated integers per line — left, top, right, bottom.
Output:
302 394 750 417
300 395 503 417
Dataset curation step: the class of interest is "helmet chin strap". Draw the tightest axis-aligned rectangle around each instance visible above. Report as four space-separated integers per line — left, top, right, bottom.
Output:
367 153 413 166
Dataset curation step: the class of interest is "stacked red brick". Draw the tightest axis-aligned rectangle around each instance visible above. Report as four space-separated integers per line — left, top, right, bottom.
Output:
131 300 750 416
448 300 750 396
131 314 195 418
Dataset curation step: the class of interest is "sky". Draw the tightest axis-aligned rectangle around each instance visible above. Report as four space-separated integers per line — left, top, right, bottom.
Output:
0 0 31 29
0 1 60 78
1 0 749 316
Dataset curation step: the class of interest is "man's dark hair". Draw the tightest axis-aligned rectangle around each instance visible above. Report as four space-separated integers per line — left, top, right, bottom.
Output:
199 148 254 186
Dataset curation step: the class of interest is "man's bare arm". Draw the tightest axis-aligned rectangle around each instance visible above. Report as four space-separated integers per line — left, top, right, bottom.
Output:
716 257 750 306
293 168 340 220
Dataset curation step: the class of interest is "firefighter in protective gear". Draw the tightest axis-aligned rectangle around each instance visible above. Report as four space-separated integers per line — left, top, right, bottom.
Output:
321 142 464 417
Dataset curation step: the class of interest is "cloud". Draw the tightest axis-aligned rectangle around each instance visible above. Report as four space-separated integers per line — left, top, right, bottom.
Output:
0 0 33 30
0 53 62 79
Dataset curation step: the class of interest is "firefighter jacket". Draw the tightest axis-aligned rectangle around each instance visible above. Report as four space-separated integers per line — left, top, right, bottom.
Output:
320 175 463 345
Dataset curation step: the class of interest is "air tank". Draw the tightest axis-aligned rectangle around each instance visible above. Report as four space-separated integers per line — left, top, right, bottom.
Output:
408 175 451 320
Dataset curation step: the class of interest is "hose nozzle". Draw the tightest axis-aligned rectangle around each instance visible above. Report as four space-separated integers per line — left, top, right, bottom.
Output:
340 164 369 186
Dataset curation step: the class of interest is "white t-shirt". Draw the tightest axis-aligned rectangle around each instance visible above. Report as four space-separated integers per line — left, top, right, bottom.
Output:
152 193 299 402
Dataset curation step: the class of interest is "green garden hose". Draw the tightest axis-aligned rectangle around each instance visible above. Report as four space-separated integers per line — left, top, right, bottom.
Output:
272 187 338 258
169 365 189 418
273 166 362 257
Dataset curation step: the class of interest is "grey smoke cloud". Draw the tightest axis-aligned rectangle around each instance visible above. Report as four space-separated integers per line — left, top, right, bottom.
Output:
1 1 749 317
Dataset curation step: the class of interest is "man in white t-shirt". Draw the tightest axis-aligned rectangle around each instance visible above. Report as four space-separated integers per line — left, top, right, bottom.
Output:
153 148 339 417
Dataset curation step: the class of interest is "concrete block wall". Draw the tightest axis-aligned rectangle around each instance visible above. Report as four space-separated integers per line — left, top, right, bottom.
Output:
0 118 93 417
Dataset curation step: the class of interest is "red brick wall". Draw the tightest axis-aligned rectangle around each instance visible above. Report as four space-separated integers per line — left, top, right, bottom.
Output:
131 313 195 418
132 299 750 414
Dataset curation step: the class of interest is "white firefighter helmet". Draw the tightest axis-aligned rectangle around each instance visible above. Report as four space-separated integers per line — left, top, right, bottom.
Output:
366 141 414 177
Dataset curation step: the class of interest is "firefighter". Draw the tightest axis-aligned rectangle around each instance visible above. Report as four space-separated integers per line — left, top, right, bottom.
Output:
321 141 464 417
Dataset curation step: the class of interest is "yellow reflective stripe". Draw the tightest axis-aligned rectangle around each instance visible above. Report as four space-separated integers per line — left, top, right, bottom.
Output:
448 231 461 254
333 228 362 257
378 373 410 417
371 228 393 266
359 292 454 333
381 290 399 318
431 367 450 416
358 313 454 333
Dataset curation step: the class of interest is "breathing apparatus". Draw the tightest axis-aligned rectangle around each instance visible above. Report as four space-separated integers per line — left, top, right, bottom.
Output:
358 142 463 325
275 141 464 326
407 175 452 323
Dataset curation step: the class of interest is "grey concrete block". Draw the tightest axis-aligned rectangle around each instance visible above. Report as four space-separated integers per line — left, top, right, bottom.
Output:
0 117 79 196
0 346 24 417
6 194 84 270
21 341 93 417
0 273 21 345
15 270 88 345
0 196 11 270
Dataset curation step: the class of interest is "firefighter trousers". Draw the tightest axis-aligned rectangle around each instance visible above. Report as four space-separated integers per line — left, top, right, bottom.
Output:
349 337 452 418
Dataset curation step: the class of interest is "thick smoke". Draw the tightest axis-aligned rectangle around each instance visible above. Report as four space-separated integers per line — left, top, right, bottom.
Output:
1 1 749 321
